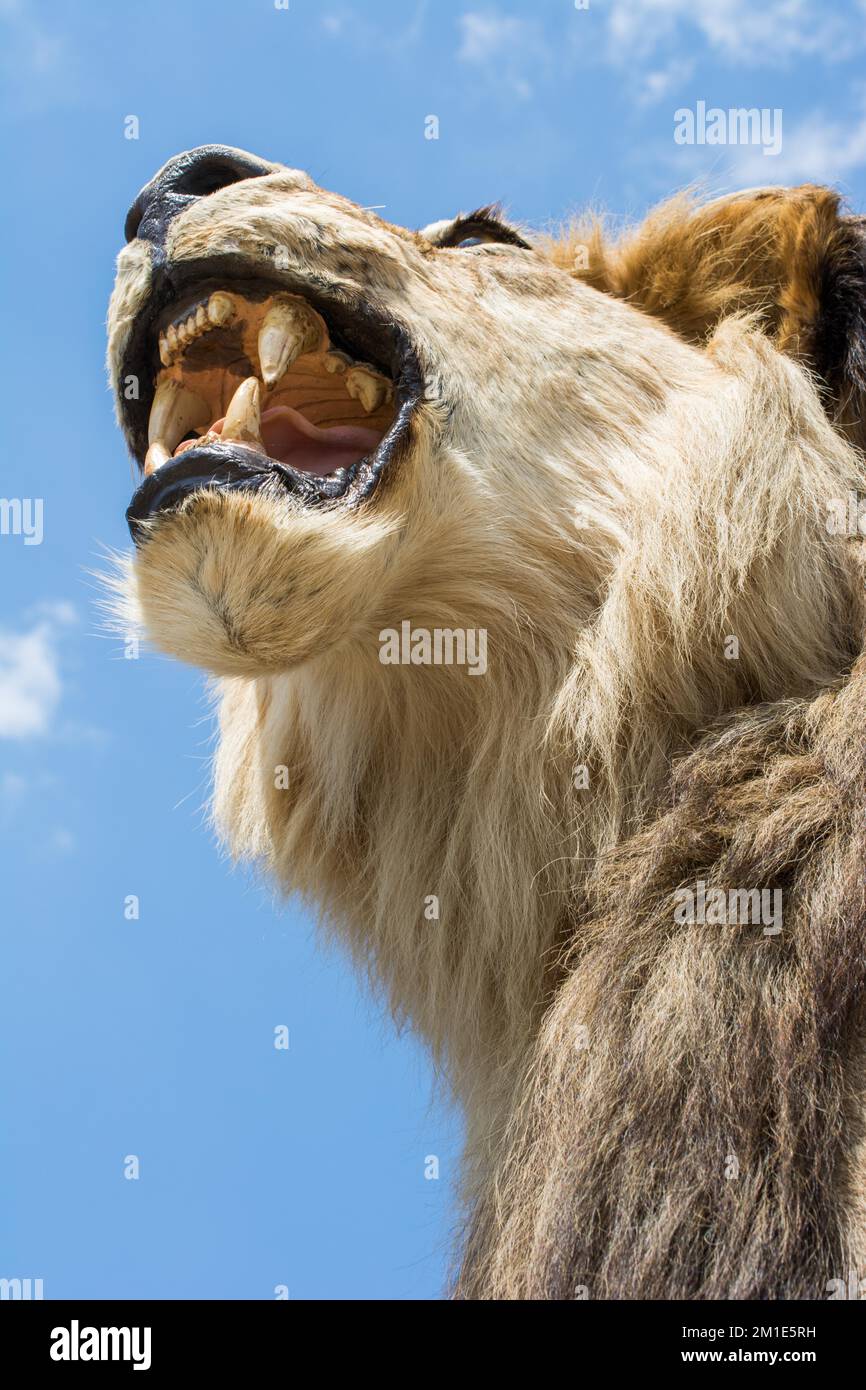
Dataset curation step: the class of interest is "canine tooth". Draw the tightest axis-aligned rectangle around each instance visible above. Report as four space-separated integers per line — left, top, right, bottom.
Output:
345 366 390 414
144 441 171 476
220 377 263 448
208 292 236 327
324 351 350 374
257 298 321 388
167 324 180 353
148 378 210 450
158 334 172 367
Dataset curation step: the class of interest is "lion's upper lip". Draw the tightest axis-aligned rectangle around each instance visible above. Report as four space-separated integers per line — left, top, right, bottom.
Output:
118 256 424 532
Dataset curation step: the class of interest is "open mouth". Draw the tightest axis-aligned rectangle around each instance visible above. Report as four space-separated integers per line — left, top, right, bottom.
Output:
122 266 423 540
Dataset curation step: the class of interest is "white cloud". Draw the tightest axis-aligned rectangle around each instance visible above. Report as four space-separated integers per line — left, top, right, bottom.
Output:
0 770 77 856
0 769 27 805
0 604 76 739
457 10 531 63
0 0 67 75
608 0 861 67
0 625 62 737
638 56 695 107
732 103 866 184
46 826 76 855
32 598 77 627
320 1 428 56
457 8 549 100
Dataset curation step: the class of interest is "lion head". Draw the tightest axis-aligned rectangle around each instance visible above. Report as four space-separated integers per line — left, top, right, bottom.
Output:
107 147 866 1228
109 144 676 682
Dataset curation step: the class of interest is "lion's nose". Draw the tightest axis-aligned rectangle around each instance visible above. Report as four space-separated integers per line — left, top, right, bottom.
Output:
124 145 275 246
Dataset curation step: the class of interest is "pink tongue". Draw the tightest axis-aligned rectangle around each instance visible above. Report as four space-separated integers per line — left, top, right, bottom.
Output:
174 404 384 475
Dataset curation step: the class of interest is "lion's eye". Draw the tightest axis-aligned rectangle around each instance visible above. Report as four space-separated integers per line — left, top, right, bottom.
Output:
435 207 531 252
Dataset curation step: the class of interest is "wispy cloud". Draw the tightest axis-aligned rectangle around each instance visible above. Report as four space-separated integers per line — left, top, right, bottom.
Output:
637 55 695 107
0 769 78 859
457 8 550 100
45 826 77 856
607 0 861 67
731 100 866 184
0 603 76 739
0 769 27 812
0 0 77 111
457 10 530 63
0 0 65 70
320 1 429 57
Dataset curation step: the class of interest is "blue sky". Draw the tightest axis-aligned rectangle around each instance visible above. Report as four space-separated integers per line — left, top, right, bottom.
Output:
2 0 866 1301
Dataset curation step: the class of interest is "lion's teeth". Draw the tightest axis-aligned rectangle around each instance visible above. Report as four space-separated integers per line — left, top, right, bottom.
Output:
208 292 236 327
220 377 264 449
148 378 210 450
144 441 171 476
257 297 321 388
158 298 228 366
324 351 350 374
345 366 391 414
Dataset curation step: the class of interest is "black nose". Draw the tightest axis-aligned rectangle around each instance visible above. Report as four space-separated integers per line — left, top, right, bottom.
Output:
124 144 275 246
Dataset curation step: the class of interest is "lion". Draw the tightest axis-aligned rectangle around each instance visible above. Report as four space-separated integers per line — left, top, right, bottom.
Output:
107 147 866 1300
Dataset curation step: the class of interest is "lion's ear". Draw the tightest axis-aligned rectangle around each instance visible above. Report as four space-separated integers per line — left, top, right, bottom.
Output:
562 187 866 452
811 209 866 451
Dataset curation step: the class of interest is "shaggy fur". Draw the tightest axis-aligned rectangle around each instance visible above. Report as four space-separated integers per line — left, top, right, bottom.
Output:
458 653 866 1299
553 185 866 450
107 158 866 1298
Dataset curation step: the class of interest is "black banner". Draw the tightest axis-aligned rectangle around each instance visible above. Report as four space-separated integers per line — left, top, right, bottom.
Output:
1 1297 860 1374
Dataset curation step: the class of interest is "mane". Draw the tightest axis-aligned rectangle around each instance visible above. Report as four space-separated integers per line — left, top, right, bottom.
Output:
452 190 866 1296
543 184 866 453
110 160 866 1297
212 313 865 1206
458 650 866 1298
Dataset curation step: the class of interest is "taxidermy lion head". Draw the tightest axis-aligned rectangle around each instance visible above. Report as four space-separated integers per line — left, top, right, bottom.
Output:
108 148 866 1298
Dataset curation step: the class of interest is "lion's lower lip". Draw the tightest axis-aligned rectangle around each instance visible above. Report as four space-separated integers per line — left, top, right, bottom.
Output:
125 441 355 541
